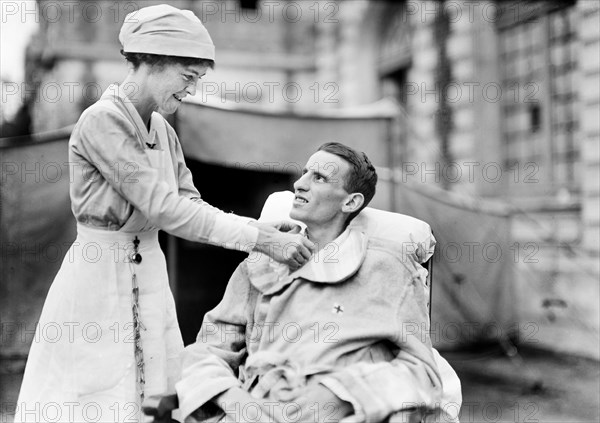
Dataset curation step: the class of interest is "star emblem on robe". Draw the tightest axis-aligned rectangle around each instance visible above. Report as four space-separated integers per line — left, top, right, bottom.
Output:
332 303 344 314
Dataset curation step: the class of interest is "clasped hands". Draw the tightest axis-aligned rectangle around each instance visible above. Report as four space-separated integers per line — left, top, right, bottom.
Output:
209 381 353 423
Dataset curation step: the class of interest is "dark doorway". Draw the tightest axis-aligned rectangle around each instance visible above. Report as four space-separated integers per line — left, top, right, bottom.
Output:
172 159 295 345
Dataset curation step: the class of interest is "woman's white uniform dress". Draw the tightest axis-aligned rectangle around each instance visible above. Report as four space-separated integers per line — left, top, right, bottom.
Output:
15 84 259 423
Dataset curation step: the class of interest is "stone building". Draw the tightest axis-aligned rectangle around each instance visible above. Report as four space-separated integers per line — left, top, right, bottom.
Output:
20 0 600 358
331 0 600 360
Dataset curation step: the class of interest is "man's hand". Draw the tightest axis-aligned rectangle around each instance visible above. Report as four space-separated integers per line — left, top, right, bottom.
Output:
285 382 354 422
251 221 314 270
209 384 353 423
211 387 269 422
251 382 353 423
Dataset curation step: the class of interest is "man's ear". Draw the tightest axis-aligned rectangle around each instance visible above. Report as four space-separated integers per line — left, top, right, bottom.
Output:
342 193 364 214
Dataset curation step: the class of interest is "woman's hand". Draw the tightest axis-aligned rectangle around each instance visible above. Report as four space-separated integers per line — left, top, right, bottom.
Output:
270 220 303 234
251 221 314 270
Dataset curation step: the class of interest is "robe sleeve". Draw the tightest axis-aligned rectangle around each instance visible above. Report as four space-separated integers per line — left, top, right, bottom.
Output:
176 264 253 420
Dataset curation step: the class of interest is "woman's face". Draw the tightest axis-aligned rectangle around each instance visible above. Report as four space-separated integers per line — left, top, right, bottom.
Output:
146 62 209 114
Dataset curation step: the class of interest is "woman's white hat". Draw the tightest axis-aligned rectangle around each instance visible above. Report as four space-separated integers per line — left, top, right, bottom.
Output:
119 4 215 60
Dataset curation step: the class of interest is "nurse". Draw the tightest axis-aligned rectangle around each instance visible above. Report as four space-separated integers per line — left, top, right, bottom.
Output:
15 4 313 422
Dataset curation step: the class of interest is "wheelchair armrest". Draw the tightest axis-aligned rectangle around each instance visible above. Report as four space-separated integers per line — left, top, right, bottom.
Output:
142 393 178 423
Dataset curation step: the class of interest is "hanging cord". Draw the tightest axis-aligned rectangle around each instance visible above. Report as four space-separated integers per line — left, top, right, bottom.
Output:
129 236 146 401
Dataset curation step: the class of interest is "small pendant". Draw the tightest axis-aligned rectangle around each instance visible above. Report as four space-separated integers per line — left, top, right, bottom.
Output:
131 253 142 264
131 236 142 264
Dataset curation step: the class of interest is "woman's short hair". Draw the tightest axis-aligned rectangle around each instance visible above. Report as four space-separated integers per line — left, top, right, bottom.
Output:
121 50 214 71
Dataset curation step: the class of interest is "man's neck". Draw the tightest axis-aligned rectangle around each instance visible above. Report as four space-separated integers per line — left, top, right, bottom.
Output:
305 221 346 251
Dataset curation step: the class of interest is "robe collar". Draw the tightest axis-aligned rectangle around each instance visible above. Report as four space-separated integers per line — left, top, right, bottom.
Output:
246 227 368 296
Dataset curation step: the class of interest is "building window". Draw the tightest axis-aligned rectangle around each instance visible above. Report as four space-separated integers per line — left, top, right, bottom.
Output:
379 3 412 75
498 1 579 196
378 3 412 166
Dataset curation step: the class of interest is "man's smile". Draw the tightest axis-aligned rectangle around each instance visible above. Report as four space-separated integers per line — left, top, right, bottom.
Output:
294 194 309 204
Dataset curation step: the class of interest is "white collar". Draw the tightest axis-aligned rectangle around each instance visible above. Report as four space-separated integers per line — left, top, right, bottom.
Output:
246 228 368 295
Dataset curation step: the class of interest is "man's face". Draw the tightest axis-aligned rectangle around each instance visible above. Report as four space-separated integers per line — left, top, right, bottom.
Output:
290 151 351 227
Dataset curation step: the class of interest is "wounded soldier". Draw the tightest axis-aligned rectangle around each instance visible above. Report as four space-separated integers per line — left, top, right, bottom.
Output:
176 142 461 422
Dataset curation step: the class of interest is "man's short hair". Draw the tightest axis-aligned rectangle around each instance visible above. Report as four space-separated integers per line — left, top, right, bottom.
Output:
317 142 378 222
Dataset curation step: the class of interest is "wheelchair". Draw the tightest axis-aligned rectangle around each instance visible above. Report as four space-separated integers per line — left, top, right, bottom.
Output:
143 192 436 423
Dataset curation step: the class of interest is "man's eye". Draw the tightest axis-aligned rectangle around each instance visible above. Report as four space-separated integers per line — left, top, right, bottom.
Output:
315 175 326 182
